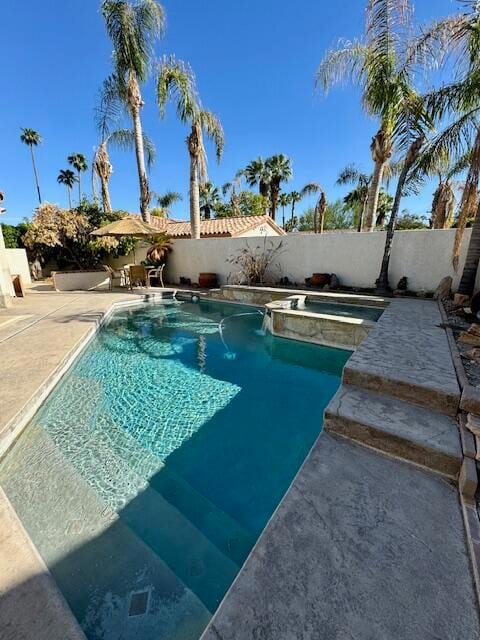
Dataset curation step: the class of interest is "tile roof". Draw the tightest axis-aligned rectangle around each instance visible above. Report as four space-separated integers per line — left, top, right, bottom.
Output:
140 215 286 238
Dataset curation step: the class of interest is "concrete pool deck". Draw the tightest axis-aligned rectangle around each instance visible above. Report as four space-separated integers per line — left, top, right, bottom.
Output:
0 289 479 639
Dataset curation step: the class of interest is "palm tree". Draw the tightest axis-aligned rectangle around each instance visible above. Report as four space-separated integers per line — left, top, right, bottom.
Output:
57 169 78 209
376 137 425 293
265 155 292 220
316 0 430 232
278 193 290 229
20 128 42 204
199 183 220 219
244 157 271 199
410 3 480 295
94 76 156 213
288 191 303 229
154 191 182 217
301 183 327 233
222 171 243 215
100 0 165 223
337 165 370 231
156 56 224 239
67 153 88 203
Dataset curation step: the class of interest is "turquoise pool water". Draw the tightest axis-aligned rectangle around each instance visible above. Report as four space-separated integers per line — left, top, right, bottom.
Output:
305 299 384 322
0 299 350 640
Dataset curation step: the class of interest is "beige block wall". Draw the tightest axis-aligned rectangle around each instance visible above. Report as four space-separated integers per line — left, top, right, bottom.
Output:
162 228 474 293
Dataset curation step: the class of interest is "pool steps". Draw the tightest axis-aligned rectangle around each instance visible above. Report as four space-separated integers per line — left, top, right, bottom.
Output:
14 397 253 613
324 385 462 479
0 424 212 637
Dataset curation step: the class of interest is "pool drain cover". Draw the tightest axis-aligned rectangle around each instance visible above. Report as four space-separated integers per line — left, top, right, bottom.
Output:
128 590 149 617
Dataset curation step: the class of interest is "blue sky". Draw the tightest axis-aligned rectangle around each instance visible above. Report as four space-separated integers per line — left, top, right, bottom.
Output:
1 0 459 224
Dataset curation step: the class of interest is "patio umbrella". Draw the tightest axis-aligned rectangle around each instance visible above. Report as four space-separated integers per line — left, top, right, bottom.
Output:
90 217 159 263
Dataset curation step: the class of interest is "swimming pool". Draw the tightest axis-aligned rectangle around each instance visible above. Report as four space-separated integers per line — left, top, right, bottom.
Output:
0 299 350 640
305 299 384 322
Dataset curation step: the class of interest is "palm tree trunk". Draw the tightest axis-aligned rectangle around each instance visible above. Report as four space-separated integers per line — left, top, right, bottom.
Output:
100 175 112 213
128 74 150 223
77 171 82 204
30 145 42 204
358 196 368 232
67 187 72 210
190 155 201 240
365 160 385 231
282 206 285 230
458 200 480 296
376 138 423 294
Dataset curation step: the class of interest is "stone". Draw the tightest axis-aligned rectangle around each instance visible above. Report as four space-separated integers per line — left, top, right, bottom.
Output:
459 457 478 500
466 413 480 437
330 273 340 290
454 293 470 306
459 329 480 347
466 348 480 362
397 276 408 291
433 276 452 300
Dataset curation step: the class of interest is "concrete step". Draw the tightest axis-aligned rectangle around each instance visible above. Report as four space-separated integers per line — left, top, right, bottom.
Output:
341 300 460 417
324 385 462 479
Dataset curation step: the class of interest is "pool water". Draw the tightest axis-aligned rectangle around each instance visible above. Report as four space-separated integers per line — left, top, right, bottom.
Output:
0 299 350 640
305 299 384 322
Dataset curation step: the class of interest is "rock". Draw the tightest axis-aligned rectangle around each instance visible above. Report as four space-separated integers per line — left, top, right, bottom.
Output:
433 276 452 300
396 276 408 291
459 325 480 346
466 348 480 363
454 293 470 306
393 289 407 297
330 273 340 290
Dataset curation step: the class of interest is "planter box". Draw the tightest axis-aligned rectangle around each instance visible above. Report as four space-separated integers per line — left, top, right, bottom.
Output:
52 270 110 292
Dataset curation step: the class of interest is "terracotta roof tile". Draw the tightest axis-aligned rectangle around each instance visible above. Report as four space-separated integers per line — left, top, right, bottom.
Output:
136 215 285 238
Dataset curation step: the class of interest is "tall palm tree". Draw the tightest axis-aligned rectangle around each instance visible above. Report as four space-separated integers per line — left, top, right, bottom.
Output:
288 191 303 229
156 56 224 239
199 183 220 219
57 169 78 209
265 154 292 220
101 0 165 223
278 192 290 229
94 76 156 213
301 182 327 233
67 153 88 203
20 128 42 204
376 136 425 293
222 171 243 215
244 157 271 199
337 165 370 231
412 3 480 295
316 0 430 232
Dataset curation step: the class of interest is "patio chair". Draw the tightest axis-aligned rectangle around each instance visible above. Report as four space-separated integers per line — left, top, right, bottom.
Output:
147 264 165 288
129 265 148 289
104 265 128 290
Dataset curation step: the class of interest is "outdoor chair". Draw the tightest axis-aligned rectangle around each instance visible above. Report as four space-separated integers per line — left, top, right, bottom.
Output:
104 265 128 290
129 265 148 289
147 264 165 288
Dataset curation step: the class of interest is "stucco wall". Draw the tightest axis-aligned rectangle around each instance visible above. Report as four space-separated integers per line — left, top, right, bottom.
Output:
163 228 474 293
5 249 31 285
0 227 14 307
52 270 110 291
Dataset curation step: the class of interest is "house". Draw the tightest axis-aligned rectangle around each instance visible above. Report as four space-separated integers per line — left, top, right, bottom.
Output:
145 215 286 238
